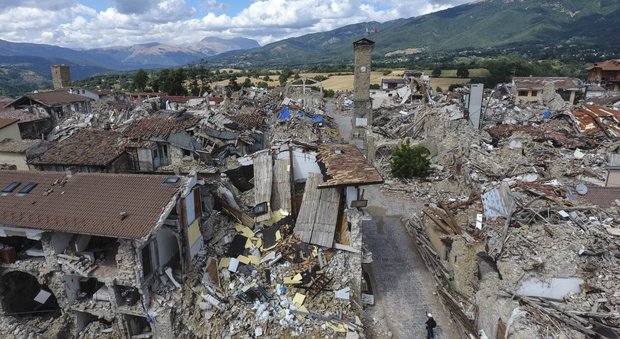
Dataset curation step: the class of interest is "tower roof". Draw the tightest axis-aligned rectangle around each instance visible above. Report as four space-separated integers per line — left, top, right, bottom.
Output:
353 38 375 47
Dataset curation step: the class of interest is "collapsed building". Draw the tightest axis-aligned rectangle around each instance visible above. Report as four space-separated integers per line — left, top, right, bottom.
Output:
0 171 206 338
1 79 387 338
368 81 620 338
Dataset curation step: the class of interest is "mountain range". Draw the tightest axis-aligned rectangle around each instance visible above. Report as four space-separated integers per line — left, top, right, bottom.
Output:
1 0 619 96
209 0 620 66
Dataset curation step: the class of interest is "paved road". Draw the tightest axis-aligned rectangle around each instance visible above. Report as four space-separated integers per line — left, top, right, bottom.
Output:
328 103 460 339
363 187 457 339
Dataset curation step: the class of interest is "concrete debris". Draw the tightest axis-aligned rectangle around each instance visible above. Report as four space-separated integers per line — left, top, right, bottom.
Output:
370 85 620 338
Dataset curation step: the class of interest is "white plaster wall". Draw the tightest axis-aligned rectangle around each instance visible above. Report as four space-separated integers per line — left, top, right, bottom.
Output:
0 123 21 140
0 152 28 170
276 148 321 182
50 232 72 253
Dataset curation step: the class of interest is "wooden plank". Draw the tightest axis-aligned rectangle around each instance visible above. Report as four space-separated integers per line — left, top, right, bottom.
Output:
271 159 292 213
253 150 273 222
310 187 340 248
295 173 323 243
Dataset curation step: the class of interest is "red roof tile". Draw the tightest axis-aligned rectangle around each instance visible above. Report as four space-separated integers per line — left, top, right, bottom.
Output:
0 171 183 239
18 90 93 106
29 129 125 166
124 115 200 139
572 104 620 138
587 60 620 71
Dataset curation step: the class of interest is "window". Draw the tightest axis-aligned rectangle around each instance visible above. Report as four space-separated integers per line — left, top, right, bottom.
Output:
531 90 538 96
141 245 153 277
18 183 38 194
2 182 20 193
163 176 179 184
518 91 528 96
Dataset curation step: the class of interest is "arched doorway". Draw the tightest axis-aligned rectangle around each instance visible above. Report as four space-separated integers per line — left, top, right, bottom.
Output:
1 271 59 316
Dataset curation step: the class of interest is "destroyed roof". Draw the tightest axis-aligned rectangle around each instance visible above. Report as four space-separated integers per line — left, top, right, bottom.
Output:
124 115 201 139
0 138 41 154
0 171 183 239
583 185 620 208
7 90 94 107
29 129 125 166
589 94 620 106
316 144 383 188
512 77 582 90
571 104 620 137
0 118 18 129
586 59 620 71
0 105 50 122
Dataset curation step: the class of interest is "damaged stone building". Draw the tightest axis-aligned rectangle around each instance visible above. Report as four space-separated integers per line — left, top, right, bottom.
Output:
368 74 620 338
0 171 207 338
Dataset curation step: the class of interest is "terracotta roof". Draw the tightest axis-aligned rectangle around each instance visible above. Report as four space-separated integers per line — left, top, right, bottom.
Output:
124 115 200 139
583 186 620 208
571 104 620 138
29 129 125 166
0 138 41 154
9 90 93 107
0 118 19 129
316 144 383 188
586 60 620 71
513 77 582 91
0 171 184 239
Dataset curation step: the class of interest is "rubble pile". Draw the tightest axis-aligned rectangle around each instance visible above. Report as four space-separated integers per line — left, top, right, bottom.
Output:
371 91 620 338
173 205 363 338
268 96 342 144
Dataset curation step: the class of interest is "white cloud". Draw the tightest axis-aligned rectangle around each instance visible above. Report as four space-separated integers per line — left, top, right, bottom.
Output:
0 0 471 48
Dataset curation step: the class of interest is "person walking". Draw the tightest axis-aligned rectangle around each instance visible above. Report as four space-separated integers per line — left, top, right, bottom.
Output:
425 313 437 339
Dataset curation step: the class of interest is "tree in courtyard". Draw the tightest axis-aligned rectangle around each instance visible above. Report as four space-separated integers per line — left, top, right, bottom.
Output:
390 140 431 179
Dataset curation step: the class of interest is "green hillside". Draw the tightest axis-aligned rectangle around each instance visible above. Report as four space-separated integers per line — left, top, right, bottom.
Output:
210 0 620 66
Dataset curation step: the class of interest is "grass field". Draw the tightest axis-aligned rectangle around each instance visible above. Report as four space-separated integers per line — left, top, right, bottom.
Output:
210 68 483 92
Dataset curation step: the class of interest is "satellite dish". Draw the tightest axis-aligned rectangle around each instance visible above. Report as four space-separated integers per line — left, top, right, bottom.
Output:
575 183 588 195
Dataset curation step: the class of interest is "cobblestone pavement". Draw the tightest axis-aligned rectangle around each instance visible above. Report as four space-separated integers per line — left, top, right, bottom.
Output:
363 186 459 339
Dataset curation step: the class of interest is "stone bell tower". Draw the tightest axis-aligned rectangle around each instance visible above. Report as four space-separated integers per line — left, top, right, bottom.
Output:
352 38 374 137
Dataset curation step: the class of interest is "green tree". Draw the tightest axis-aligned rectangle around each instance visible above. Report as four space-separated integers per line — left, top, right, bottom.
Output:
242 78 253 88
132 69 148 91
227 77 241 92
390 141 430 179
456 65 469 78
436 86 443 93
279 68 293 86
432 67 442 77
370 84 380 89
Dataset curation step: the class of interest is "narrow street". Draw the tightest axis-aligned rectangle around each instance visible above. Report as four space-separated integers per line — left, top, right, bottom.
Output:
328 103 460 339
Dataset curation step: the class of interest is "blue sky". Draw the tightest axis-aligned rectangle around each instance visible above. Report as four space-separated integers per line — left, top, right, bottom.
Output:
0 0 471 49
